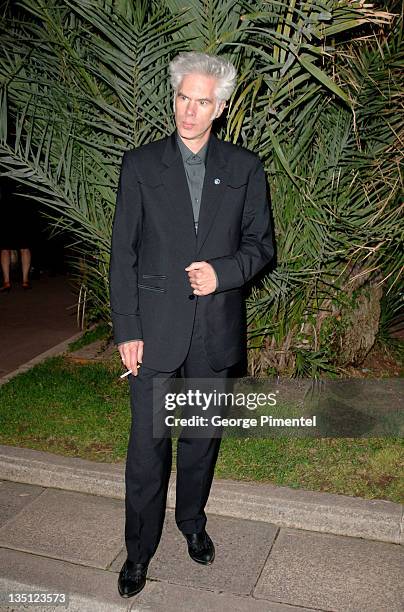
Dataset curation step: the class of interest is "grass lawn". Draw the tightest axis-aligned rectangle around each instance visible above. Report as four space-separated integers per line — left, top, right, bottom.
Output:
0 355 402 503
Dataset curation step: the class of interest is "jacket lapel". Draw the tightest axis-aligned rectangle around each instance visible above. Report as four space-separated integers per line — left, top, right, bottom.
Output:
196 134 229 253
161 132 197 253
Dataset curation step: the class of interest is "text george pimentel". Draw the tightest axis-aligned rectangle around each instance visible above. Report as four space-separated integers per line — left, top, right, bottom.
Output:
164 415 317 429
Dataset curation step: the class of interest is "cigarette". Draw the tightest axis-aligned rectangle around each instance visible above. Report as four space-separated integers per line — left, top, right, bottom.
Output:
120 369 132 379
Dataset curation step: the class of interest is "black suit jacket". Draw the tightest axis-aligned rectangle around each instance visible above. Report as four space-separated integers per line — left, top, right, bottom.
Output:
109 132 273 371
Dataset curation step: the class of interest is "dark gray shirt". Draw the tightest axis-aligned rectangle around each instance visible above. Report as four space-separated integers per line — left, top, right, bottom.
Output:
176 132 208 235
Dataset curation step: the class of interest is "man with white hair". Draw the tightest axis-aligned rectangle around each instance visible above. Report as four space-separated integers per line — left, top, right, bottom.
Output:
109 51 273 598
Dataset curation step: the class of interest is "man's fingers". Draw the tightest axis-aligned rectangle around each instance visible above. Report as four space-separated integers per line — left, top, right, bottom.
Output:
119 348 128 368
130 343 143 376
191 282 205 290
189 271 205 283
122 349 132 371
186 261 216 296
119 341 143 377
185 261 207 272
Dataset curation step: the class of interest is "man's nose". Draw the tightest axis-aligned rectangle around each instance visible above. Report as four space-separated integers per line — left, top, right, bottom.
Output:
185 102 197 116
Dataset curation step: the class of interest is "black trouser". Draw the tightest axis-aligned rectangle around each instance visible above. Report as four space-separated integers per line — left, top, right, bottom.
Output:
125 299 235 563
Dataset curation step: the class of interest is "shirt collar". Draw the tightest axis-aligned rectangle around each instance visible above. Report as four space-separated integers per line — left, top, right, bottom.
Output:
176 131 209 164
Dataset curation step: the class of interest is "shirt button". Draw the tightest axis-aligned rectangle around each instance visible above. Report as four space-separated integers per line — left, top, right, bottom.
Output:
188 294 195 300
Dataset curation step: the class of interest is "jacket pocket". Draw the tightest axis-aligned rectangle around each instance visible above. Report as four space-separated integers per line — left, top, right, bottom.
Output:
137 283 166 293
141 274 167 279
227 179 248 189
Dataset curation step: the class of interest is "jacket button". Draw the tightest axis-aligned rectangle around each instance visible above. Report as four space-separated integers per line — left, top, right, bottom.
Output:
188 294 195 300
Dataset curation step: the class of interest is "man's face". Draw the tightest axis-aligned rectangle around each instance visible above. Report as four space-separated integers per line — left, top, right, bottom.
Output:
174 73 225 148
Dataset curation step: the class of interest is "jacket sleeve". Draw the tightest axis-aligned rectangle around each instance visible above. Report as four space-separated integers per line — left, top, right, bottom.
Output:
109 151 143 344
207 158 273 292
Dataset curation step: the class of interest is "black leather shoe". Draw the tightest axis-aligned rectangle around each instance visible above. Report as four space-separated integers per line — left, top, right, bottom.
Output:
183 530 215 565
117 559 148 598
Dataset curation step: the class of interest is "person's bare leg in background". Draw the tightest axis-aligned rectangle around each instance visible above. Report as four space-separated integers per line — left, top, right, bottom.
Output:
0 248 32 290
0 250 10 290
20 248 31 285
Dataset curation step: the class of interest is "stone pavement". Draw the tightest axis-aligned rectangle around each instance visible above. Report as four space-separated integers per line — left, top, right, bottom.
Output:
0 448 403 611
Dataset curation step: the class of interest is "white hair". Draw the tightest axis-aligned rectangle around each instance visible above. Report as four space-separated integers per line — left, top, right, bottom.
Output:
169 52 237 103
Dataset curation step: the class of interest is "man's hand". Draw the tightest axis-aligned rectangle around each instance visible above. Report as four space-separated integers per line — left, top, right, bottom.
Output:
118 340 144 377
185 261 217 296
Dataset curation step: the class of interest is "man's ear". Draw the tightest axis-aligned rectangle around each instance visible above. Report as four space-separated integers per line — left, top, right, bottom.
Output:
216 100 226 118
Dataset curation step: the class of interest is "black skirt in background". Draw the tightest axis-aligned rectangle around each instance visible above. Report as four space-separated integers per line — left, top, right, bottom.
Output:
0 194 35 250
